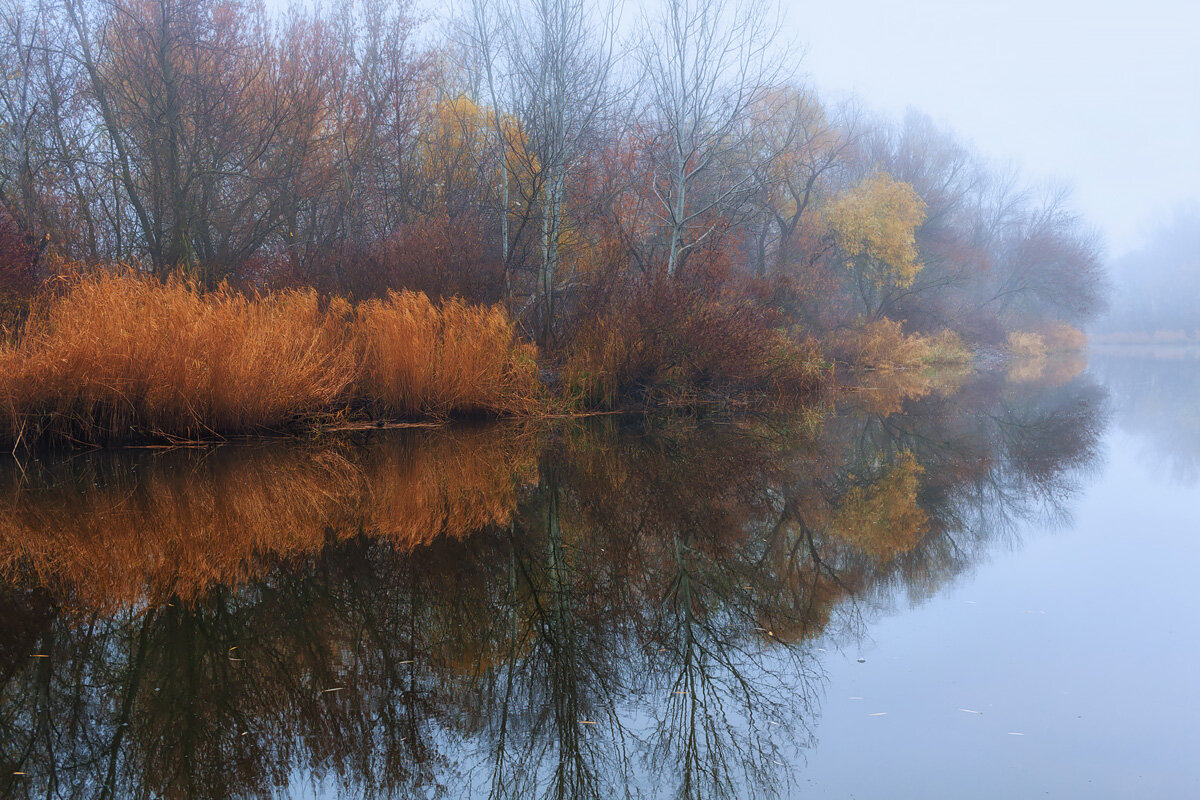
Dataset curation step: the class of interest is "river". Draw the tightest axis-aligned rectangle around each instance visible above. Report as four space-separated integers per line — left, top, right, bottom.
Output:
1 353 1196 798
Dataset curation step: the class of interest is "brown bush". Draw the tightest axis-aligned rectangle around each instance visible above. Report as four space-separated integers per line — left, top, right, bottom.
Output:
1006 330 1048 359
300 213 506 304
831 320 974 371
560 273 825 408
0 206 40 298
1037 321 1088 353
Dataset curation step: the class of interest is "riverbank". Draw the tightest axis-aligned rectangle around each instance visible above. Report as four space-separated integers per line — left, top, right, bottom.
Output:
0 272 1087 449
0 273 830 448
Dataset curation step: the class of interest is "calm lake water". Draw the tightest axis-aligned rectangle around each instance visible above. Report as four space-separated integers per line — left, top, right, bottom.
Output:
1 354 1197 799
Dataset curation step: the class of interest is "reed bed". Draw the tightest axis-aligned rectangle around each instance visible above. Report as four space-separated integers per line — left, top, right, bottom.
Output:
356 290 541 417
0 273 542 446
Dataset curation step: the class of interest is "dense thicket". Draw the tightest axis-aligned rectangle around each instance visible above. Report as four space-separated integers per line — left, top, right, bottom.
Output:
0 0 1105 404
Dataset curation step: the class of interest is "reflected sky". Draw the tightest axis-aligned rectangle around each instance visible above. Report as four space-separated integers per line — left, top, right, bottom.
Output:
4 358 1190 799
802 357 1200 798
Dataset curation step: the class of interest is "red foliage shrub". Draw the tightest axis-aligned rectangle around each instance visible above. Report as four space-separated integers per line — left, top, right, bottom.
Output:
0 206 42 332
559 263 824 408
0 206 40 293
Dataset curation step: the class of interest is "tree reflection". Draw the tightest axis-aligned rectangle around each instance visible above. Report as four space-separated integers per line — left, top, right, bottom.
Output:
0 368 1107 799
1094 351 1200 484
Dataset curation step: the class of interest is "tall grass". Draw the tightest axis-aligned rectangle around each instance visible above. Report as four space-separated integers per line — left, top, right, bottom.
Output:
356 291 540 417
0 272 541 446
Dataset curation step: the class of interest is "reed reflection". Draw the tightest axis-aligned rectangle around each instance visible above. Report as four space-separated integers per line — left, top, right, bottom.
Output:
0 369 1107 800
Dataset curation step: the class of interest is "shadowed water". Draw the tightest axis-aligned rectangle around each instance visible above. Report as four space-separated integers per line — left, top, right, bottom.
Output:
3 356 1192 799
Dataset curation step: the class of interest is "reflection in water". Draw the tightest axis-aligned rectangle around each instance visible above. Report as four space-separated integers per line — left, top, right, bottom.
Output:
0 370 1107 799
0 426 538 609
1092 350 1200 484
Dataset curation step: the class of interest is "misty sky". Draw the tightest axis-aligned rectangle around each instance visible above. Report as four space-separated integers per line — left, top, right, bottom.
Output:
793 0 1200 258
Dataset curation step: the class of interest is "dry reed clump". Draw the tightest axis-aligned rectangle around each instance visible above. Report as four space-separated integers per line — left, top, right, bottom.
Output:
0 273 542 446
832 320 975 372
830 319 918 370
0 272 356 443
1006 330 1048 360
1037 322 1088 353
355 290 542 417
919 330 973 366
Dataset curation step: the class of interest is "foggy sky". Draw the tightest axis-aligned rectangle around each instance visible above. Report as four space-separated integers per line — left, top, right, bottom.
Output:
793 0 1200 258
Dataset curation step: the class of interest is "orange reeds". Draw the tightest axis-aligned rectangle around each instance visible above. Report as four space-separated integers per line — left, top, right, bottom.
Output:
0 272 542 446
356 290 541 417
0 273 356 443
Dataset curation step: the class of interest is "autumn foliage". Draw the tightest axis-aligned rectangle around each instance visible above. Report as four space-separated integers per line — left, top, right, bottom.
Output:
0 272 541 445
356 290 540 417
0 0 1108 442
560 271 826 408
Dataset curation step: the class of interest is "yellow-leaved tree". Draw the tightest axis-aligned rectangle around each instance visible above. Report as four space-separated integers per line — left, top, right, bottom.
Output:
825 172 926 317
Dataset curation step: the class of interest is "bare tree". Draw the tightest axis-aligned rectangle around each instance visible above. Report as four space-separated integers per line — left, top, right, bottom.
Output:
638 0 789 277
478 0 618 338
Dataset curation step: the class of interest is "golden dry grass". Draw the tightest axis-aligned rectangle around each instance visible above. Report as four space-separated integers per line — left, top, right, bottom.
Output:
1037 322 1088 353
832 319 974 372
0 272 542 445
356 290 541 417
1006 330 1048 359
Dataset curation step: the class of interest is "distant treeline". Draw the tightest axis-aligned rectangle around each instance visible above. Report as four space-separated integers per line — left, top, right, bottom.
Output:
0 0 1106 429
1093 208 1199 341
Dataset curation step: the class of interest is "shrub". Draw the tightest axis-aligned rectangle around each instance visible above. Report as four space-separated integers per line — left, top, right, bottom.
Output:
1006 330 1048 359
1037 322 1087 353
920 330 973 366
832 319 924 370
560 274 825 409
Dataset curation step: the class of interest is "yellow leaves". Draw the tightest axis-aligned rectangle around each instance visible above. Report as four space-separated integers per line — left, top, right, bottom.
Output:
415 92 539 214
826 173 926 288
416 94 489 205
830 451 928 562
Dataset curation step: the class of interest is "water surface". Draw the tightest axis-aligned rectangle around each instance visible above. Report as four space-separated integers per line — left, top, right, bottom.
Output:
1 355 1195 798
